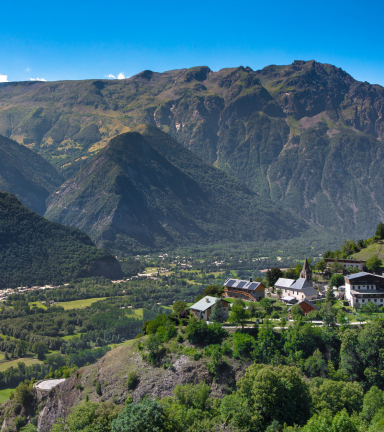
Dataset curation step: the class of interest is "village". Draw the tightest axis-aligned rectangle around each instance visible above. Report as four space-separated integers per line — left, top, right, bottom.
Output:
188 257 384 325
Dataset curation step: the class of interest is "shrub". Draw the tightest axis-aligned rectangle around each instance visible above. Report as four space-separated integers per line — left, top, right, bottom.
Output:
126 371 139 391
233 332 257 359
185 318 227 345
95 380 102 396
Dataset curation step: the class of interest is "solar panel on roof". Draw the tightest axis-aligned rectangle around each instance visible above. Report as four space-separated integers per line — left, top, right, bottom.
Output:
237 281 246 288
247 282 258 290
225 280 235 287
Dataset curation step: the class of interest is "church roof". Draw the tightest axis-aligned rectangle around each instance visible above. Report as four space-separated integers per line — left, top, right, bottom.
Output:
275 278 295 288
289 278 318 296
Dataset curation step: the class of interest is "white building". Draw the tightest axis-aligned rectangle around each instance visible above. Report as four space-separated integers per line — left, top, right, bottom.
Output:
324 259 365 271
344 272 384 308
189 296 229 321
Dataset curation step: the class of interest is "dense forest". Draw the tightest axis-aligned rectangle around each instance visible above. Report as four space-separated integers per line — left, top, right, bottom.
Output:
0 192 123 287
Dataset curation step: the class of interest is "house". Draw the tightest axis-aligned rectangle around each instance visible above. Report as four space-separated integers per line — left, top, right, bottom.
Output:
288 299 319 316
189 296 229 321
275 259 318 301
223 278 265 302
344 272 384 308
324 259 365 271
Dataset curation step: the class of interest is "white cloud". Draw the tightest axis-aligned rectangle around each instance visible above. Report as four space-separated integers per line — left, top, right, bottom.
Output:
117 72 125 79
105 74 116 79
30 77 47 82
26 67 30 72
0 74 9 83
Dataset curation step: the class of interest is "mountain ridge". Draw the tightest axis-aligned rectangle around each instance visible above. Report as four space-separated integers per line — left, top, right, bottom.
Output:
45 129 307 255
2 60 384 237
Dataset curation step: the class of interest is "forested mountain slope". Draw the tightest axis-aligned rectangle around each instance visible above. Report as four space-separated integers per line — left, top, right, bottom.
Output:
0 134 63 214
2 61 384 236
0 192 123 287
45 131 305 255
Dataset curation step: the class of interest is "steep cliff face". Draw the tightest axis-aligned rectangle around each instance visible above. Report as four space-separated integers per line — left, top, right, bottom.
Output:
36 340 250 432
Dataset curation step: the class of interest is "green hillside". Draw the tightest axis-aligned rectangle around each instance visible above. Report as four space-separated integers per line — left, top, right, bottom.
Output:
0 135 64 214
1 61 384 236
353 242 384 262
45 130 306 256
0 192 123 287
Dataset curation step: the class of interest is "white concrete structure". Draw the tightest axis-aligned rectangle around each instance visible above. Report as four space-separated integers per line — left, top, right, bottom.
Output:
344 272 384 308
34 379 66 391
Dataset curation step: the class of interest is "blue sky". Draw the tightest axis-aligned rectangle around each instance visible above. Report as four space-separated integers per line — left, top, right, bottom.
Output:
1 0 384 85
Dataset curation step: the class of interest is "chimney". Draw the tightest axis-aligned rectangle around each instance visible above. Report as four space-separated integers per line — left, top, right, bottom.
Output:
249 277 253 282
206 298 209 303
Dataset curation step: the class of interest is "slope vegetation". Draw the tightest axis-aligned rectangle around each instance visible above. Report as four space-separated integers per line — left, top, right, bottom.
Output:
0 134 63 214
0 192 123 287
45 130 305 255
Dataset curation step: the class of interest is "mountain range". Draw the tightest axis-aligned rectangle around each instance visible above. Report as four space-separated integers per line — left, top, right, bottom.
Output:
1 60 384 248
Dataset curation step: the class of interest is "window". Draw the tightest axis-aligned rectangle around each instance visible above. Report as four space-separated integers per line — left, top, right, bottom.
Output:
374 299 377 302
362 299 365 302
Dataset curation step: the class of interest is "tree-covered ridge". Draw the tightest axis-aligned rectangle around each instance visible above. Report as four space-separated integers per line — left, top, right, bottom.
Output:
0 192 123 287
45 131 306 255
0 134 63 214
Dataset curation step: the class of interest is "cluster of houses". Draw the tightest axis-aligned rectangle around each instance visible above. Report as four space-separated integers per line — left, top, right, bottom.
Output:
189 257 384 320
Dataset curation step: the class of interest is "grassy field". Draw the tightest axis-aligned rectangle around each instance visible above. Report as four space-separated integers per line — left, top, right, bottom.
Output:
61 334 80 341
56 297 107 310
29 302 47 309
0 358 42 372
0 388 16 404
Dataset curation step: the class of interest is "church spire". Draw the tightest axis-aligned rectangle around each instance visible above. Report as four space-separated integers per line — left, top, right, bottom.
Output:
300 258 312 282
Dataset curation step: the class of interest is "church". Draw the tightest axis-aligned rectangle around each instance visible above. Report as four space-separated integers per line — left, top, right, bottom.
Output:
274 258 318 301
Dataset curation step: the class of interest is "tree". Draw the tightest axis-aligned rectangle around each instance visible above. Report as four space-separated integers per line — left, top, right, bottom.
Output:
248 302 258 321
229 300 249 329
304 349 327 378
237 364 311 427
203 284 223 298
325 286 337 304
366 256 383 273
310 379 363 415
32 341 48 360
376 222 384 240
361 386 384 423
315 260 327 273
111 399 163 432
319 302 336 326
307 310 318 322
329 274 344 288
20 425 37 432
330 262 344 274
284 268 296 279
266 268 283 287
290 304 304 320
259 298 273 315
232 332 256 359
346 266 359 274
210 300 227 323
172 301 188 315
144 334 163 365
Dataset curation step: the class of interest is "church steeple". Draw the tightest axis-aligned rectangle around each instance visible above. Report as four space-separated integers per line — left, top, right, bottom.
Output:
300 258 312 282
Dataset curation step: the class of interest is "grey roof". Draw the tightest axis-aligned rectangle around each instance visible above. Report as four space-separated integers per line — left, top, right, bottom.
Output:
275 278 295 288
345 272 384 281
288 299 319 312
189 296 220 312
290 278 313 290
224 278 263 291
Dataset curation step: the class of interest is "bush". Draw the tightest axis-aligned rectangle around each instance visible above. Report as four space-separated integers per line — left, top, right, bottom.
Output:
233 332 257 359
185 318 227 345
126 371 139 391
95 380 102 396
